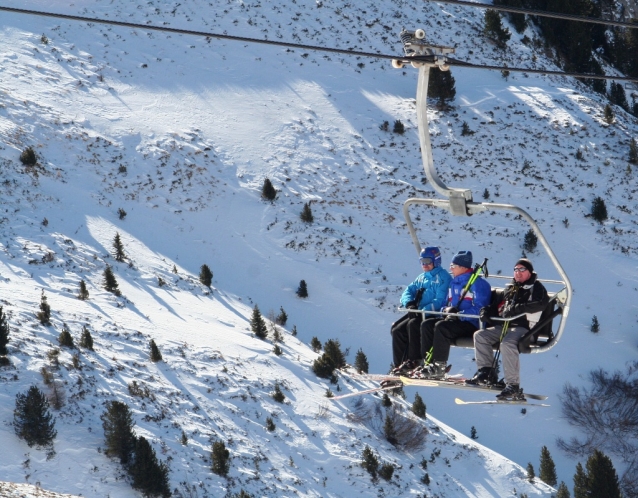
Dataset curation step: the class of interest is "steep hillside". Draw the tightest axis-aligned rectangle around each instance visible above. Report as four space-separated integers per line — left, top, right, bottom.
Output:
1 0 637 496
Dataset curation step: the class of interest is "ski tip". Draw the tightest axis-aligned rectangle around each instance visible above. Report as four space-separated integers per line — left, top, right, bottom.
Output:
454 398 467 405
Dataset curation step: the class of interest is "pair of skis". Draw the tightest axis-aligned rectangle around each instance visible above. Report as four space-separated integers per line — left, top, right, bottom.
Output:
330 373 548 406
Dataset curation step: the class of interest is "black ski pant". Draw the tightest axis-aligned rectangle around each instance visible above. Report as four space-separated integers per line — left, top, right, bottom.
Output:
420 318 478 364
391 313 423 367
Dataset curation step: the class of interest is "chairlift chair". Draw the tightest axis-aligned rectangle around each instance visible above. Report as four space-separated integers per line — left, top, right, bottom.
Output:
392 29 572 354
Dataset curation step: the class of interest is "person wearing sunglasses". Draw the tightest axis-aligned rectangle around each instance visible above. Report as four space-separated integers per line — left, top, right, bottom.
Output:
390 247 452 374
410 250 491 380
468 258 549 401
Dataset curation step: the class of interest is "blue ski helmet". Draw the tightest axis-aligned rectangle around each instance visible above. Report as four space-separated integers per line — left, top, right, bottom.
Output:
419 247 441 268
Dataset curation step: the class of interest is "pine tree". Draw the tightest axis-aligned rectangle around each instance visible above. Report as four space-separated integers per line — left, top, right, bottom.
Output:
250 305 268 340
275 306 288 326
379 462 394 481
585 449 621 498
13 385 57 447
323 339 346 369
0 306 10 356
211 440 230 476
272 382 285 403
484 9 511 48
312 353 335 379
20 146 37 166
604 104 614 124
393 119 405 134
300 202 314 223
573 462 588 498
261 178 277 201
428 68 457 108
103 266 121 296
609 82 629 112
381 392 392 407
78 279 89 300
539 445 557 486
199 264 213 288
361 445 379 479
384 414 398 445
58 323 74 348
526 462 535 482
354 348 369 374
591 196 608 223
523 229 538 253
129 436 171 498
556 481 571 498
80 325 94 350
37 290 51 325
101 400 136 465
412 392 426 418
630 138 638 165
296 280 308 298
470 426 478 439
310 336 322 352
113 232 126 262
150 339 163 362
590 315 600 333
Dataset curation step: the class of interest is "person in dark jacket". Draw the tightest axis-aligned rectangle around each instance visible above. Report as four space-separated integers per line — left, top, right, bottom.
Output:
411 250 491 379
468 258 549 400
390 247 452 374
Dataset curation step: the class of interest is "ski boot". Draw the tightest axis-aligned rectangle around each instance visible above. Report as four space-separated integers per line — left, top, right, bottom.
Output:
496 384 526 401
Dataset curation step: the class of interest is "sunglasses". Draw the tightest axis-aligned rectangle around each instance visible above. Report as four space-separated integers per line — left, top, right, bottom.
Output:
513 267 529 273
420 257 434 266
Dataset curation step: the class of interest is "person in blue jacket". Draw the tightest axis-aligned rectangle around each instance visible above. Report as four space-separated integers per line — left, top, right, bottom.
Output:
390 247 452 374
411 250 491 379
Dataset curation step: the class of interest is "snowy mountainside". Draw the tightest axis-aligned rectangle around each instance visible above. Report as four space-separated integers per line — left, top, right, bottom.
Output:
0 0 637 496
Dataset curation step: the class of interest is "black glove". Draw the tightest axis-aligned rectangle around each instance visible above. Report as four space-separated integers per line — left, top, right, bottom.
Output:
442 306 459 320
406 300 417 310
501 302 517 318
479 307 493 325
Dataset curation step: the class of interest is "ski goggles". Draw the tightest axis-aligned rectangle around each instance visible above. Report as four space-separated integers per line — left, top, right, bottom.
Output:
420 257 434 266
513 267 529 273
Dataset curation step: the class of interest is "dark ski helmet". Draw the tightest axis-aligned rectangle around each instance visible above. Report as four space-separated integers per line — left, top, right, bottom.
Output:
419 247 442 268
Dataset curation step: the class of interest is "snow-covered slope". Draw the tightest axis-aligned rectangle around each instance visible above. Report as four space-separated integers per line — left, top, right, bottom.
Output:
0 0 637 496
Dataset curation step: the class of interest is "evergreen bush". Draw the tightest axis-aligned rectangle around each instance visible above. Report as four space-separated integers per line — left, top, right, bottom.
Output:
590 315 600 333
58 323 74 348
296 279 308 298
250 305 268 340
265 417 275 432
130 436 171 498
272 382 285 403
103 266 121 296
101 400 136 465
361 445 379 479
310 336 322 352
354 348 369 374
412 392 426 418
428 68 456 108
117 208 127 220
393 120 405 134
461 121 474 136
14 385 57 447
80 326 94 350
37 290 51 326
261 178 277 201
272 344 283 356
526 462 535 482
0 306 10 356
113 232 126 262
378 463 395 481
150 339 163 362
484 9 511 48
312 353 335 379
379 120 389 132
78 279 89 300
523 228 538 253
275 306 288 326
20 147 37 166
470 426 478 439
384 414 398 446
604 104 614 124
300 202 314 223
211 440 230 476
323 339 346 369
591 196 608 223
199 264 213 288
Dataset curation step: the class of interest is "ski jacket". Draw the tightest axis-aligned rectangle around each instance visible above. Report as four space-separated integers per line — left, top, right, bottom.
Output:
400 266 452 312
489 273 549 329
446 271 491 328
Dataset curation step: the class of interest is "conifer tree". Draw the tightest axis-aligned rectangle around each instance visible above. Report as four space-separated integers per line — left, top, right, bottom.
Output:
630 138 638 165
604 104 614 124
250 305 268 340
556 481 570 498
0 306 10 356
275 306 288 326
591 196 608 223
590 315 599 333
78 279 89 300
585 449 621 498
103 266 121 296
300 202 313 223
484 9 511 48
361 445 379 479
428 68 457 108
37 290 51 326
312 353 335 379
297 279 308 298
412 392 426 418
261 178 277 201
609 82 629 112
393 119 405 134
272 382 285 403
14 385 57 447
381 392 392 407
199 264 213 288
354 348 369 374
539 445 558 486
470 426 478 439
211 440 230 477
523 228 538 253
526 462 535 482
573 462 588 498
101 400 136 465
113 232 126 262
80 325 94 350
130 436 171 498
310 336 322 352
20 146 37 166
150 339 163 362
323 339 346 369
58 323 74 348
384 414 398 446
